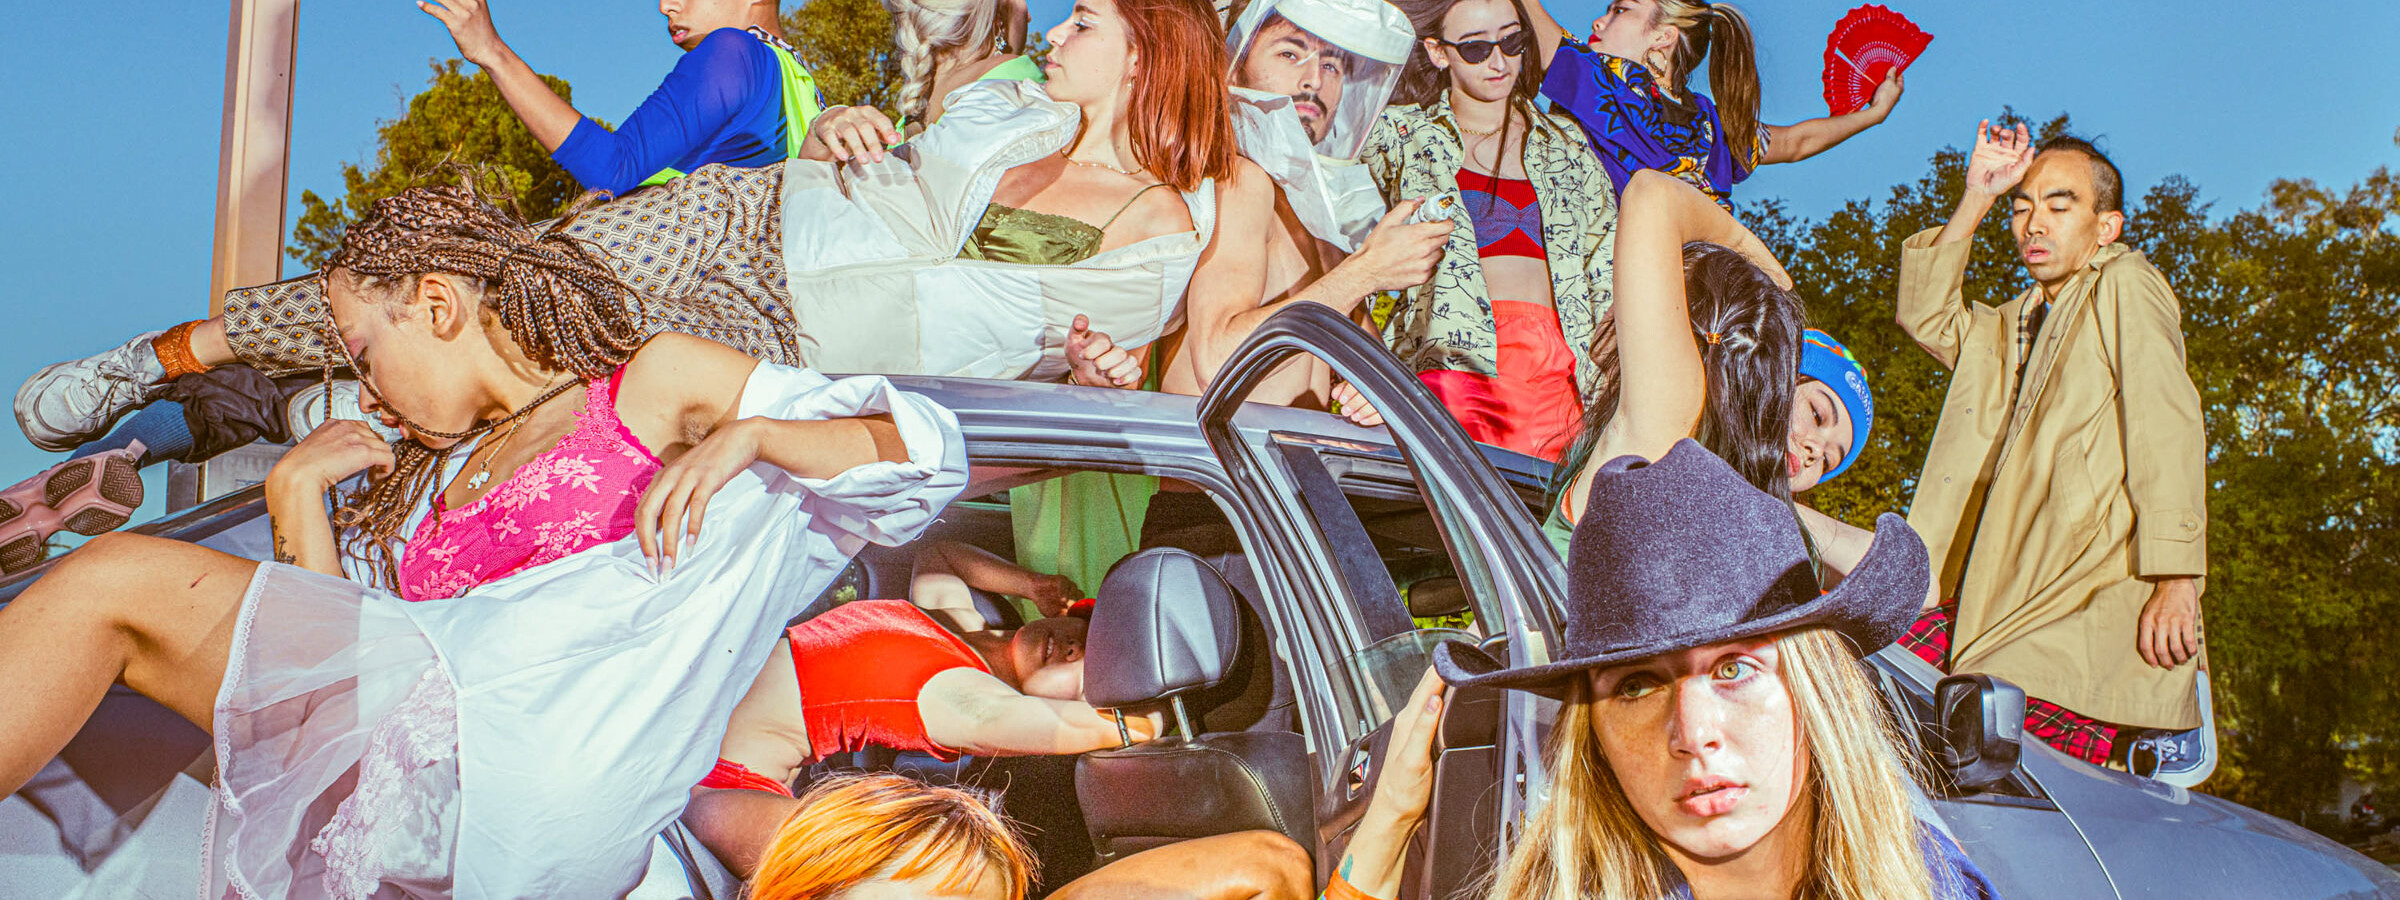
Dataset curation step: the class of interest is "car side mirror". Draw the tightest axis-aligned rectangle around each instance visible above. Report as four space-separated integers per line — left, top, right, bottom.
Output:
1935 674 2026 792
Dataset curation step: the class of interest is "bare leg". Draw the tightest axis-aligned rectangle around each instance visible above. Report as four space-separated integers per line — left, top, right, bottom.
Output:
1049 831 1314 900
0 532 257 792
190 317 237 368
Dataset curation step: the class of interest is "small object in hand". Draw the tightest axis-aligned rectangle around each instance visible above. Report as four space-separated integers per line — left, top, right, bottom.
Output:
1821 5 1931 116
1407 192 1461 225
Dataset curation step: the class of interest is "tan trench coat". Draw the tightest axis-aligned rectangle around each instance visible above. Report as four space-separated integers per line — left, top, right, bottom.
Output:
1896 227 2208 730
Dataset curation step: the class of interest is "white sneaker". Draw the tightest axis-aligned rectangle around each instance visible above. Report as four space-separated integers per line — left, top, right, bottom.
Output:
285 380 403 443
13 331 169 453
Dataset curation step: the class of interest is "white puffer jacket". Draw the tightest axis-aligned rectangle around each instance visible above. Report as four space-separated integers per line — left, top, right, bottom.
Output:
778 80 1218 381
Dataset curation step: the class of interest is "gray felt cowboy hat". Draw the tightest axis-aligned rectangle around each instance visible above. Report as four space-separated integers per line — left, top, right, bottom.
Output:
1434 439 1930 699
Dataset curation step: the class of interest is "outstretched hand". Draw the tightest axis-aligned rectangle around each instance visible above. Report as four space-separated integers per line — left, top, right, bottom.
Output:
805 105 901 163
418 0 509 68
1864 70 1906 123
1349 199 1454 294
1065 314 1144 388
634 419 761 575
1965 119 2035 198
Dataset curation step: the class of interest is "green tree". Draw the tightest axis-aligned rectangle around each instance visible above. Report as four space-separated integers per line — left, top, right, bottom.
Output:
288 59 584 270
1748 119 2400 824
783 0 902 114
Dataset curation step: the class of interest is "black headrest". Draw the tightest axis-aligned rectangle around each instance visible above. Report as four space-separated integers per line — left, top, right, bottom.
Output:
1083 549 1242 709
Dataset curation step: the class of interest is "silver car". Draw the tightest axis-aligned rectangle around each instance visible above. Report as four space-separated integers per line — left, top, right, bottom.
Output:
5 305 2395 898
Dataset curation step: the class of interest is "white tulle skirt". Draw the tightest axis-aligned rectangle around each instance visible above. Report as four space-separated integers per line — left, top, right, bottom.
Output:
195 364 967 900
205 564 460 899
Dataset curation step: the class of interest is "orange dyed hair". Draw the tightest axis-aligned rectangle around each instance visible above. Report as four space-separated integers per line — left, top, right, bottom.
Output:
1115 0 1239 192
748 773 1035 900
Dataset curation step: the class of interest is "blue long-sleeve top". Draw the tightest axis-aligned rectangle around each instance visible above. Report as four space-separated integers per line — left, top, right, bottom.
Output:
551 27 791 196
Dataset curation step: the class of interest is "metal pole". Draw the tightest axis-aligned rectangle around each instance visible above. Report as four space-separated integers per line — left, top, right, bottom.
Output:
176 0 300 510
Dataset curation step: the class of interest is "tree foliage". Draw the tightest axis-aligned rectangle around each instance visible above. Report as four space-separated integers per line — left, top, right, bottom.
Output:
1748 119 2400 822
288 59 583 270
783 0 902 114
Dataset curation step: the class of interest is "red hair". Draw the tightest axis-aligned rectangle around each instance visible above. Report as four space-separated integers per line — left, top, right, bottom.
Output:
1115 0 1238 192
747 773 1035 900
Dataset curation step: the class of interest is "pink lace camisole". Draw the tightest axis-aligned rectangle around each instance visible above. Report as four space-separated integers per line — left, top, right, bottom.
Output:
398 369 664 602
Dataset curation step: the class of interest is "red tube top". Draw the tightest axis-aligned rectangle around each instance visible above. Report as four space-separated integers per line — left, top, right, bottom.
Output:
784 600 992 763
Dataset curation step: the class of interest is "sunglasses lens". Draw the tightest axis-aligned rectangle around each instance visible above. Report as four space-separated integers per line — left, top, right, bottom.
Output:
1500 31 1530 56
1455 40 1494 63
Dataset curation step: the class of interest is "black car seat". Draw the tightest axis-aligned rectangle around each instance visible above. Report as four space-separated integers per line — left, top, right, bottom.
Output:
1075 549 1316 864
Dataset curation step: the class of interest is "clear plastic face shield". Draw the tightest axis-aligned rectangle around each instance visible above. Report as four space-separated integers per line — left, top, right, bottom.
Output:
1226 0 1411 160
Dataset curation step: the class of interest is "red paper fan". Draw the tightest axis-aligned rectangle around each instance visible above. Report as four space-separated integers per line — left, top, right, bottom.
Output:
1821 5 1931 116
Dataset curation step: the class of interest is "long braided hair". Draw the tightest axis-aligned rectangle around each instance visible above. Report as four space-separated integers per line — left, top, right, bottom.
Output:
324 184 647 587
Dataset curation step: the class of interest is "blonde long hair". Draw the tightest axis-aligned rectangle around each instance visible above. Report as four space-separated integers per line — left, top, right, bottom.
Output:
885 0 1027 125
1484 628 1935 900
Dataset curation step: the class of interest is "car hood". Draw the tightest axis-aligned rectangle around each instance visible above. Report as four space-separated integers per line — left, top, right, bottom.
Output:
2028 750 2400 897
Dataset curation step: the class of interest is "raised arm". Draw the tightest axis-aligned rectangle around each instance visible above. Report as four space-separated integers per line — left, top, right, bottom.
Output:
1758 72 1903 165
420 0 581 150
1521 0 1571 68
1896 121 2031 368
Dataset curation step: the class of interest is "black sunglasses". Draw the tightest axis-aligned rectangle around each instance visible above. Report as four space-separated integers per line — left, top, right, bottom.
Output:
1438 30 1530 65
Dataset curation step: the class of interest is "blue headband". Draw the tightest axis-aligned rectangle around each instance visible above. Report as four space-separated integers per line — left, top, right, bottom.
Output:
1797 329 1873 483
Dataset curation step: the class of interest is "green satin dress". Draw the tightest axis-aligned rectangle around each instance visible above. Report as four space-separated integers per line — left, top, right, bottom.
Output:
964 187 1171 599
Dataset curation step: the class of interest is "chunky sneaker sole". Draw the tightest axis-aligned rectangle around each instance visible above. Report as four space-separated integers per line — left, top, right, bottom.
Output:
14 329 169 453
0 443 146 576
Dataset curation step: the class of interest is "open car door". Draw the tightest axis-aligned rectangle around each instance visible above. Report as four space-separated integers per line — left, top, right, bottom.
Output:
1195 303 1565 898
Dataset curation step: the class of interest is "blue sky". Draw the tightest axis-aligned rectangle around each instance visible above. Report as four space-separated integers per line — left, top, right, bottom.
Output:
1 0 2395 522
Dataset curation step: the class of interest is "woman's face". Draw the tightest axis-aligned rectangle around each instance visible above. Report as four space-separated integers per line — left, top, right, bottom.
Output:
1587 636 1809 865
1588 0 1671 64
325 271 484 449
1784 378 1851 493
1042 0 1136 107
1008 615 1090 701
1425 0 1524 106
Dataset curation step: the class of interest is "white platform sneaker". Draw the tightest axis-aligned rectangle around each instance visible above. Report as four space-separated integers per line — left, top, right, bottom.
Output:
13 330 169 453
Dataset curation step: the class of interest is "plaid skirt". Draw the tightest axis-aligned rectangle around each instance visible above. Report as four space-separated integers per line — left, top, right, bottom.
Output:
1902 599 2122 766
220 165 800 374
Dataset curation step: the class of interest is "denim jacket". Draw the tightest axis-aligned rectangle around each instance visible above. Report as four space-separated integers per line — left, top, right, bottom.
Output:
1359 96 1619 396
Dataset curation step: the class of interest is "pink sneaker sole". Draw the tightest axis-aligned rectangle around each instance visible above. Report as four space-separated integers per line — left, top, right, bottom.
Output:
0 443 145 575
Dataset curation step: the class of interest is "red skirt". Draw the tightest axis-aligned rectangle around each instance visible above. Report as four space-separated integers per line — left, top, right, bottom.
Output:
1417 301 1583 462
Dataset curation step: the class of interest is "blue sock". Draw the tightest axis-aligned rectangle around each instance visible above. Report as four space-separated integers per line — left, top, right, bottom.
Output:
68 402 192 468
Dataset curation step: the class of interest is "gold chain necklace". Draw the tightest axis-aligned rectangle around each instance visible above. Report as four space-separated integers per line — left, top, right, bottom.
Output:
462 376 574 492
1059 147 1140 177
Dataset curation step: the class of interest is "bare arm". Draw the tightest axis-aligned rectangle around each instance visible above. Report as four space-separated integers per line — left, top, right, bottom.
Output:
919 668 1158 757
1161 162 1275 397
911 539 1082 625
263 421 398 579
682 787 802 878
419 0 581 150
1520 0 1570 69
1796 505 1939 609
1895 121 2031 369
1563 170 1789 517
621 334 909 570
1759 72 1903 165
1326 669 1445 899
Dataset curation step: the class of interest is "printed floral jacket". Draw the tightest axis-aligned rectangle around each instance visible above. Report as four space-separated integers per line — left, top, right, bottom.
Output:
1360 97 1619 396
